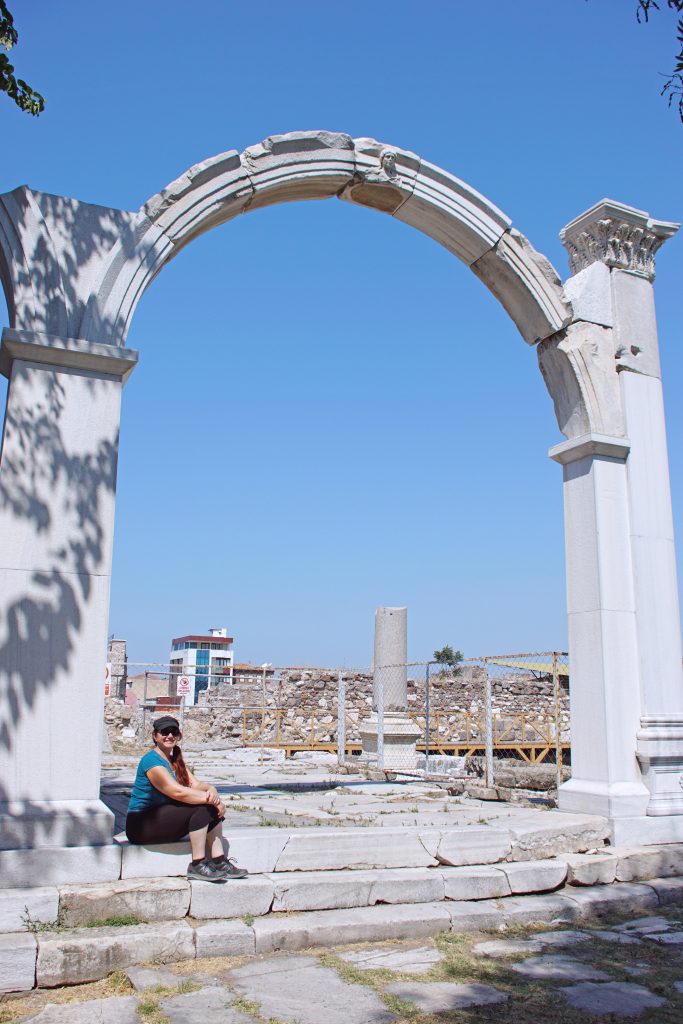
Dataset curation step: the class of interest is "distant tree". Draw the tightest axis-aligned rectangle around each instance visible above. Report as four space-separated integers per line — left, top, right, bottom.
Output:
1 1 44 116
636 0 683 122
433 646 464 677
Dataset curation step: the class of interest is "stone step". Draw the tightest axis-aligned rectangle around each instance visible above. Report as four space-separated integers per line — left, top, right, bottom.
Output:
0 813 611 888
2 877 682 993
2 844 683 933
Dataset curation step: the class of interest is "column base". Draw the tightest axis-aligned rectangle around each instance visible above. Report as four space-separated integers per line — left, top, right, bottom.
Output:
359 712 421 770
610 814 683 847
557 778 650 819
0 800 115 850
637 716 683 815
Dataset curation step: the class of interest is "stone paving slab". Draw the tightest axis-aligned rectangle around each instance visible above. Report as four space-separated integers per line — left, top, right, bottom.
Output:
36 921 195 987
338 945 443 973
386 980 508 1011
614 915 671 934
0 932 36 993
59 877 190 926
440 865 510 901
644 929 683 944
0 846 122 889
19 996 139 1022
252 901 452 953
189 875 274 919
160 986 252 1024
502 857 567 893
511 955 611 982
562 882 659 920
194 920 256 957
124 965 182 991
645 876 683 905
472 938 545 957
565 851 619 886
558 981 667 1016
493 893 580 926
0 888 58 933
226 954 396 1024
591 930 643 945
534 929 591 947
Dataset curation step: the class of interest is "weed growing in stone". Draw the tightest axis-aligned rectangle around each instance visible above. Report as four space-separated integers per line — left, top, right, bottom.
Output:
137 993 170 1023
243 913 255 926
20 907 58 934
232 996 262 1016
84 914 142 928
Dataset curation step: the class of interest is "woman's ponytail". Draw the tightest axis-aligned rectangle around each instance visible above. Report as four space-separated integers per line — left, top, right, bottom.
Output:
169 745 190 787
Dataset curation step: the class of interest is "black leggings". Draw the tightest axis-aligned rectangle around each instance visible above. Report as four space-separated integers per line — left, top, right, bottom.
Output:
126 802 222 845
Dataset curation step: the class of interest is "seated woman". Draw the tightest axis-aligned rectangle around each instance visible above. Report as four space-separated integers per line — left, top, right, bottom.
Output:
126 715 247 882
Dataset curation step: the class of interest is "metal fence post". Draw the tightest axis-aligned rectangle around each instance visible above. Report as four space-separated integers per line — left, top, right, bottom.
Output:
337 671 346 766
553 651 562 794
142 670 148 737
376 668 385 772
484 665 494 788
425 662 431 776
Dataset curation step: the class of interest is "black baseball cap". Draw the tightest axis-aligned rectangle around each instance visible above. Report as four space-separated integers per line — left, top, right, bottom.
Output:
153 715 181 732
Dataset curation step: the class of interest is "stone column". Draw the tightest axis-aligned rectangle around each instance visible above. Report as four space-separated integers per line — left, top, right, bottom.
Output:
611 258 683 818
550 433 650 819
0 329 138 848
360 607 420 770
555 201 683 840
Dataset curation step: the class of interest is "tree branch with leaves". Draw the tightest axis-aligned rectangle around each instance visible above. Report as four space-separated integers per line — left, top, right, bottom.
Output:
636 0 683 122
1 1 44 116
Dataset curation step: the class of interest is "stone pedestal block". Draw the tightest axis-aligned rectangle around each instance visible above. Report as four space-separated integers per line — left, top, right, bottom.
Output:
359 712 421 770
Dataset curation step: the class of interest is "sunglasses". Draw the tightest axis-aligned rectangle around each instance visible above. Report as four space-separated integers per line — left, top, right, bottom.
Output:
158 727 181 738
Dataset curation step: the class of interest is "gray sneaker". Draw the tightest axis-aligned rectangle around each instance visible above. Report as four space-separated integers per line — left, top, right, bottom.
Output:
187 858 226 883
211 856 248 879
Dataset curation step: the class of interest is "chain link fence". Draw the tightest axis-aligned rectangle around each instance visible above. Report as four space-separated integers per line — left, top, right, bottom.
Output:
111 653 569 790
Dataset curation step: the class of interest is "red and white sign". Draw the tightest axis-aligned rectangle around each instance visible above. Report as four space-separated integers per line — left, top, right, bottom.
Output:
104 662 111 697
177 676 191 696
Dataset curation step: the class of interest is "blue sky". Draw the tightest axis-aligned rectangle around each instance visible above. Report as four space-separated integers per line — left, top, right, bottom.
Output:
1 1 681 668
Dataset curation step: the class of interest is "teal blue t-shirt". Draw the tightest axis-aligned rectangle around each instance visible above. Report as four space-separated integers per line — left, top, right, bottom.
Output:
127 749 176 812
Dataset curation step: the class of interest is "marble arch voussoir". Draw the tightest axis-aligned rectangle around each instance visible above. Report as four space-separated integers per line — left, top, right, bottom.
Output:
0 130 573 351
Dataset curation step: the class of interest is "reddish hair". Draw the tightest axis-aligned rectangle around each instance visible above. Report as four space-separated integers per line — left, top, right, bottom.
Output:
169 745 190 787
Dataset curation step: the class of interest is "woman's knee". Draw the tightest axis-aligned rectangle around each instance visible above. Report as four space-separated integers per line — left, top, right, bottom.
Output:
187 805 217 833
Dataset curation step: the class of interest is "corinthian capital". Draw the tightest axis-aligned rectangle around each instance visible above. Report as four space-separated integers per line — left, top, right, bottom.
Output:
560 199 678 281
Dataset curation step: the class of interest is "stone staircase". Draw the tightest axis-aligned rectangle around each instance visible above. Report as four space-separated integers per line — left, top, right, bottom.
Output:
2 834 683 995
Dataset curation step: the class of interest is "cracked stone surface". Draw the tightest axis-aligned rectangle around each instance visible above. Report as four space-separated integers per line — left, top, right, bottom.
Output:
591 930 643 945
644 930 683 945
472 938 544 957
558 981 666 1016
623 965 650 977
338 945 443 973
386 981 508 1011
18 996 139 1022
125 965 181 991
614 916 670 934
225 955 395 1024
534 930 591 947
160 987 252 1024
511 955 611 981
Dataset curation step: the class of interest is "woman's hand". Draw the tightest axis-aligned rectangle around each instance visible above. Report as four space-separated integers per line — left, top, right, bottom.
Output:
205 789 222 808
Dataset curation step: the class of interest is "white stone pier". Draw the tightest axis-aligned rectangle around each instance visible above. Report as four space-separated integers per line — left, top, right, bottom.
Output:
360 607 420 770
0 330 138 849
545 201 683 844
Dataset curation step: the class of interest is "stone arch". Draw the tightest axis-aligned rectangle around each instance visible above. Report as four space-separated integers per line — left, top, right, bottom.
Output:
1 131 681 851
0 130 572 353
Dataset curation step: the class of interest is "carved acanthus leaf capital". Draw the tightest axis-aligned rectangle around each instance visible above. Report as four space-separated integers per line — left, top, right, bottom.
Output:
560 199 679 282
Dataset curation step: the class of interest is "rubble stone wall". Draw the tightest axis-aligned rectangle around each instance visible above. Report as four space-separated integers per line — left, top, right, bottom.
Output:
104 666 571 749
